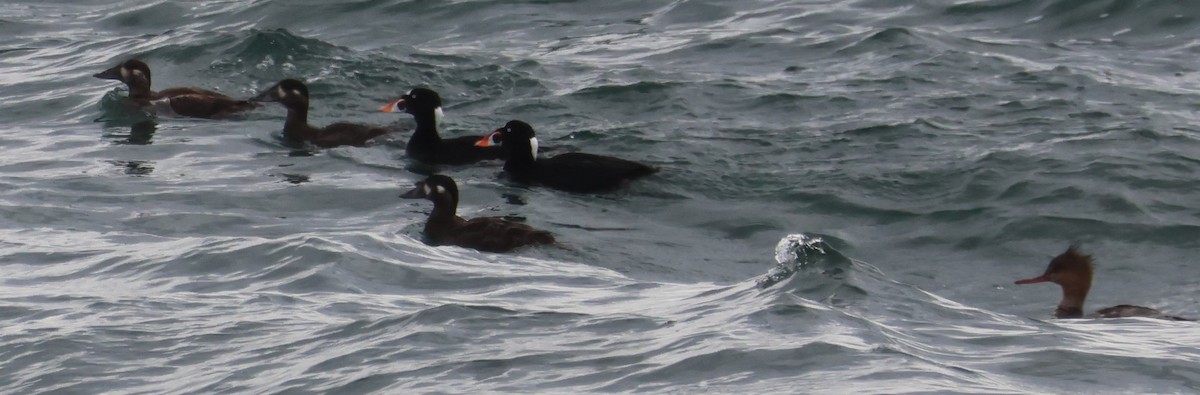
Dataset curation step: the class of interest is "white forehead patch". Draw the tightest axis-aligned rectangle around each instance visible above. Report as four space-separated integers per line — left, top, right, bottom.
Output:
433 107 444 125
529 136 539 161
407 89 414 96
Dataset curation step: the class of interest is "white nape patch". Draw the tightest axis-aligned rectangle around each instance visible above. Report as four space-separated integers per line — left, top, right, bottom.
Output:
529 137 539 161
433 107 444 125
434 185 446 195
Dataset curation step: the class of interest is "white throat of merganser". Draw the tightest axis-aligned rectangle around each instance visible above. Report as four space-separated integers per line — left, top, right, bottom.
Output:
529 136 538 161
434 106 444 126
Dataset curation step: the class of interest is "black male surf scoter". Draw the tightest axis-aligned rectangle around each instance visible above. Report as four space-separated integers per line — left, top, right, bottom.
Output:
253 79 392 148
94 59 256 119
475 120 657 193
379 88 505 165
1014 246 1192 321
401 174 555 253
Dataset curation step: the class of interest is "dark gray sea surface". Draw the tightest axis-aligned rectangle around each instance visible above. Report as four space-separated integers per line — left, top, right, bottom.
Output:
2 0 1200 393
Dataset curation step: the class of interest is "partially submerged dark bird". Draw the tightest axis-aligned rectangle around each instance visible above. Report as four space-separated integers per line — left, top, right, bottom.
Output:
253 79 392 148
94 59 256 119
475 120 657 193
379 88 505 165
1014 246 1192 321
401 174 555 253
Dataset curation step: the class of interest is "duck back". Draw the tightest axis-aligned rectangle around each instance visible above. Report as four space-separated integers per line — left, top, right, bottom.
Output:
1093 305 1194 321
426 216 555 253
526 152 657 193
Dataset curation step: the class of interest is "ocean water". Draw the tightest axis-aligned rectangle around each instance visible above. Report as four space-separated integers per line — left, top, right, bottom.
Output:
2 0 1200 393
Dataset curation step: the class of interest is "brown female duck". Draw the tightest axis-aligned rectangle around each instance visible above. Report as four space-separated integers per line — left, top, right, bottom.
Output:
94 59 256 119
253 79 392 148
401 174 555 253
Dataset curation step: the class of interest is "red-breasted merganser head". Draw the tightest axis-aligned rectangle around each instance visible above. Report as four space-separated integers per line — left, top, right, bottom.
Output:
1015 246 1192 320
1015 245 1093 318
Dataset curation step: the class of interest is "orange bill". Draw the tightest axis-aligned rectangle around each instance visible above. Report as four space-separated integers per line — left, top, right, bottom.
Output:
379 98 405 113
475 130 501 147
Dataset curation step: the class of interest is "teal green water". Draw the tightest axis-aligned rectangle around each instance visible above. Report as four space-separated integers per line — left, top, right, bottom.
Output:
2 0 1200 393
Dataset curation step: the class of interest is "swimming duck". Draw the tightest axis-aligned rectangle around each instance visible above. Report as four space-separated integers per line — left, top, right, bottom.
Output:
94 59 257 119
475 120 657 193
1014 246 1192 320
379 88 505 165
401 174 555 252
253 79 392 148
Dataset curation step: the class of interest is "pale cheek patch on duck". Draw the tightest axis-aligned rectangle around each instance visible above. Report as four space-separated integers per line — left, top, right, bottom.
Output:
276 86 287 99
120 67 130 80
435 185 446 195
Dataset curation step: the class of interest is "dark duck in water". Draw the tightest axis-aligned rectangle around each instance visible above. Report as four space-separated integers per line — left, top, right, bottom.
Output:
253 79 392 148
94 59 257 119
475 120 657 193
401 174 555 253
379 88 505 165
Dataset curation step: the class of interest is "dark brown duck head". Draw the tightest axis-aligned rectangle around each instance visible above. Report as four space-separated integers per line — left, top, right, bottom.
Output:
400 174 459 217
95 59 153 97
1015 245 1095 318
252 79 310 112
